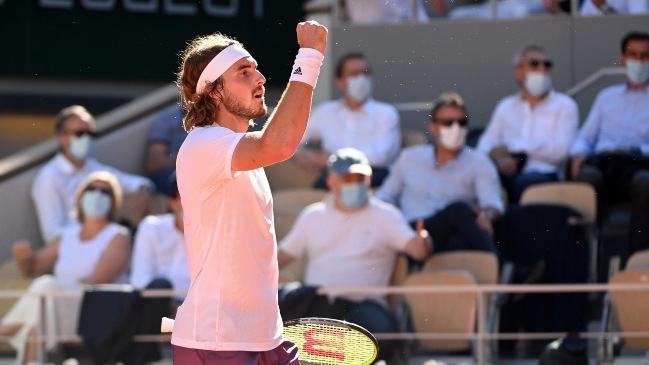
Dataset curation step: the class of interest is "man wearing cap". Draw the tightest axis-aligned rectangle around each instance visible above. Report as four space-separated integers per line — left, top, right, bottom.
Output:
377 92 504 262
277 147 431 362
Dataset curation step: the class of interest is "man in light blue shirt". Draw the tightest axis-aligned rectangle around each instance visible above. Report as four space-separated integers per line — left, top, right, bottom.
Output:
570 31 649 259
377 92 504 262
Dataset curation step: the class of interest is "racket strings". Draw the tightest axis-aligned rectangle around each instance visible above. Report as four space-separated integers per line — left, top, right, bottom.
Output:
284 323 376 365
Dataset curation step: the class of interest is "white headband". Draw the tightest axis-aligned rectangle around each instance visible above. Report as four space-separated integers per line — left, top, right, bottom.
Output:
196 44 251 94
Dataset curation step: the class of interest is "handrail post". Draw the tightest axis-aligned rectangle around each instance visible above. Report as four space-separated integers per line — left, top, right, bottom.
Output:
476 289 487 365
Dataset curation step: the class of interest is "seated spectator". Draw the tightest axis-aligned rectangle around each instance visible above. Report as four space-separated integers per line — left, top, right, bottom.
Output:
127 172 189 363
145 104 186 195
345 0 430 23
32 105 153 244
376 92 504 262
293 53 401 188
570 31 649 261
0 171 131 365
580 0 649 15
430 0 547 19
477 44 578 204
278 148 431 362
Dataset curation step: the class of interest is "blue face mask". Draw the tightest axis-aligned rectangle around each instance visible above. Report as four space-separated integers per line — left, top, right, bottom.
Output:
340 182 369 209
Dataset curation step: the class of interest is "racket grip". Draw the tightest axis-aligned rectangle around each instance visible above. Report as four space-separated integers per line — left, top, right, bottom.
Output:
161 317 175 333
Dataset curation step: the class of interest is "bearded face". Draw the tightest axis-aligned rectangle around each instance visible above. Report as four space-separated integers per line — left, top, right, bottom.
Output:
220 86 267 121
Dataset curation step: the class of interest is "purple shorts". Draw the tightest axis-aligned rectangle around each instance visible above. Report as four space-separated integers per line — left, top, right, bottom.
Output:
172 341 301 365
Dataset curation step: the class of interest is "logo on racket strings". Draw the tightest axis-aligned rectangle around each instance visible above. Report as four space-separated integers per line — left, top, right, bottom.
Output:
303 328 345 361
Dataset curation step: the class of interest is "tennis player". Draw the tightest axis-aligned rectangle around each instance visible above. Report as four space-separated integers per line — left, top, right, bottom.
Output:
171 21 327 364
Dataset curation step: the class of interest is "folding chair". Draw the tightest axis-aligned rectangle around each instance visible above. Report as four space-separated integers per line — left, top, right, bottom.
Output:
625 249 649 271
423 251 512 362
520 182 599 283
598 270 649 364
402 271 478 356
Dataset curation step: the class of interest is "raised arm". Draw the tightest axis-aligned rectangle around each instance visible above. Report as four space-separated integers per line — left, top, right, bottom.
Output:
231 21 328 172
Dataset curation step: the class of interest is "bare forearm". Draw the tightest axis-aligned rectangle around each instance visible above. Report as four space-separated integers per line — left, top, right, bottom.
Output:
260 82 315 160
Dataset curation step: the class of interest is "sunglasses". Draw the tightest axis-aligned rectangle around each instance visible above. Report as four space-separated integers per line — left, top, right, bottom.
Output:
528 59 553 70
85 186 113 196
67 130 98 138
435 118 468 127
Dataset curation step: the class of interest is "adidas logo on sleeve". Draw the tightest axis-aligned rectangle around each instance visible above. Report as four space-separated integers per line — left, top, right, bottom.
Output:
292 67 302 75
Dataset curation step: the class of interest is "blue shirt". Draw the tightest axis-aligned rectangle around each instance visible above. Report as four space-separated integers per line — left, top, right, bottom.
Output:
147 104 187 158
376 144 504 222
571 84 649 156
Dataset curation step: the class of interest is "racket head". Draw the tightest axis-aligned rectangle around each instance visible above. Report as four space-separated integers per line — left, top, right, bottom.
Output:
283 317 379 365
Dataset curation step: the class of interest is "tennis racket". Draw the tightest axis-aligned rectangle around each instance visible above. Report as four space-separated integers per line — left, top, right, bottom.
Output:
161 316 379 365
283 317 378 365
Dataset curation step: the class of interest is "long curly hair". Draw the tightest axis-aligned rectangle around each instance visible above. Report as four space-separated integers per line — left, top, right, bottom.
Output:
177 33 242 132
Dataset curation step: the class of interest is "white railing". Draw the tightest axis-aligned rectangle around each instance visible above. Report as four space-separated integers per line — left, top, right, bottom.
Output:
1 282 648 364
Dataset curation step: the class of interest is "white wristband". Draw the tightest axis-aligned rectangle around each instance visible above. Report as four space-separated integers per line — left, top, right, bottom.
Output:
289 48 324 88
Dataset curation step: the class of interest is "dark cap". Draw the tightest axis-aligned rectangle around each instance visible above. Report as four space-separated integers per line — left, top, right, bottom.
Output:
327 148 372 176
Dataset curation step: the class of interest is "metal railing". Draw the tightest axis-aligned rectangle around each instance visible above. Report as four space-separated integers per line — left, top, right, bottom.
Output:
1 282 648 364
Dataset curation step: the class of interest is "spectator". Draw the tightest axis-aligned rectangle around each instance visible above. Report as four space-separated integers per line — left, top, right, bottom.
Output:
376 92 504 262
345 0 430 23
145 104 186 195
1 171 131 365
580 0 649 15
430 0 547 19
278 148 431 362
293 53 401 188
127 171 188 363
31 105 153 244
477 44 579 204
570 31 649 260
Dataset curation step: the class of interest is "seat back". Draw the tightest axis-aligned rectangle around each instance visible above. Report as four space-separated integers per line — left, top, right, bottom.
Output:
273 188 327 242
403 270 477 351
265 159 322 191
422 251 498 285
520 182 597 223
626 250 649 271
387 254 409 313
609 271 649 349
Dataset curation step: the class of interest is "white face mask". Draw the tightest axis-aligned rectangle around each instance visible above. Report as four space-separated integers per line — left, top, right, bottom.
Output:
626 60 649 85
438 123 468 151
524 72 552 97
346 74 372 103
69 134 93 161
81 189 112 219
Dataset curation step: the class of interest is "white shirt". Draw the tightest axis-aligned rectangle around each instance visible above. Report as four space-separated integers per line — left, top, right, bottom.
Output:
173 125 282 352
477 91 579 174
130 214 189 295
54 222 130 286
571 84 649 156
31 153 153 244
302 98 401 168
580 0 649 15
279 196 415 305
345 0 429 23
376 145 504 222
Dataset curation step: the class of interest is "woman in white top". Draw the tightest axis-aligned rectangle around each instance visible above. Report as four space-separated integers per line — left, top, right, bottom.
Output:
0 170 131 365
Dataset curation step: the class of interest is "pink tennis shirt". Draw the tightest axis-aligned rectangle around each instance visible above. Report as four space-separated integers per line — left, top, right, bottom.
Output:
172 124 283 351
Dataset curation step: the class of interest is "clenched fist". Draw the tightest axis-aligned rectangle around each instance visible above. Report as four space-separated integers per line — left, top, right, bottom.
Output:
296 20 328 54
